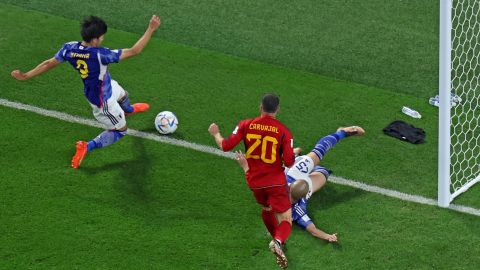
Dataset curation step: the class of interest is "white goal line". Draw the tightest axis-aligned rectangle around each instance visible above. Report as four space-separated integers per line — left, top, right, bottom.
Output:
1 97 480 217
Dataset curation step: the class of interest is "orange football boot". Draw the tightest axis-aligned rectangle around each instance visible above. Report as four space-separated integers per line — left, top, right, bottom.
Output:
71 141 88 169
125 103 150 116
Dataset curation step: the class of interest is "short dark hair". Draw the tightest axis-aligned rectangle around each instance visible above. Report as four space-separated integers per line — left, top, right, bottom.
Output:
261 93 280 113
81 16 107 42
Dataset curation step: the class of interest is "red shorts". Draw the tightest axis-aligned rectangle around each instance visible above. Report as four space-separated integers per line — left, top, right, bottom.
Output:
251 185 291 213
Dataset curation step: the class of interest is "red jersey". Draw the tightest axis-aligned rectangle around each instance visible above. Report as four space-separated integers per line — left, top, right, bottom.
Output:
222 115 295 188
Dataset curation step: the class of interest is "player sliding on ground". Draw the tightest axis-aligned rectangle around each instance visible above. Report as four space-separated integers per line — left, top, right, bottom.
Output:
235 126 365 243
208 93 295 269
11 15 161 168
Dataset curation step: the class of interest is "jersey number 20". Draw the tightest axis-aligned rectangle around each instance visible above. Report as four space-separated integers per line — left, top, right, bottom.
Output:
245 134 278 164
76 60 89 79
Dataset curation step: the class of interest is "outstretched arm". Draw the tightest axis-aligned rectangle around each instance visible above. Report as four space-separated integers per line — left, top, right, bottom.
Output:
120 15 161 60
209 122 244 151
306 223 338 243
11 57 61 81
208 123 224 149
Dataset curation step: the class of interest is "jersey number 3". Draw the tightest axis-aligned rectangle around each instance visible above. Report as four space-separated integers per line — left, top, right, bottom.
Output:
76 60 89 79
245 134 278 164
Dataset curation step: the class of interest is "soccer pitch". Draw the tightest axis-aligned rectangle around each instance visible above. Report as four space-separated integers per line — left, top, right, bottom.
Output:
1 1 480 269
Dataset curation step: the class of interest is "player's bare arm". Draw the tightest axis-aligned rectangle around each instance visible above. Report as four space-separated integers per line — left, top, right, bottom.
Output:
208 123 224 148
121 15 161 60
306 223 338 243
11 57 61 81
235 151 249 173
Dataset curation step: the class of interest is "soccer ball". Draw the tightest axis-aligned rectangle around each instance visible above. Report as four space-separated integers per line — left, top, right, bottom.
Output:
155 111 178 135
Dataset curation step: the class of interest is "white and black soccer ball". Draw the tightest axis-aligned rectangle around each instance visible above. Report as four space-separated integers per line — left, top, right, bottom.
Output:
155 111 178 135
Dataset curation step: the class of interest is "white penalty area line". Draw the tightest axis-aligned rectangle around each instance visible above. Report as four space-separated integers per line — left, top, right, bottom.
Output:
2 98 480 217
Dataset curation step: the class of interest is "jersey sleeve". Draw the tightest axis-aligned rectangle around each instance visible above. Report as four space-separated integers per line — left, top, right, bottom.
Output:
294 211 313 229
54 44 68 62
282 129 295 167
221 121 246 151
99 48 123 64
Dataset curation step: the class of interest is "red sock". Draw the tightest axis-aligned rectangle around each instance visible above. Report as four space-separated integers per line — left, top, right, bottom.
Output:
274 221 292 244
261 209 277 237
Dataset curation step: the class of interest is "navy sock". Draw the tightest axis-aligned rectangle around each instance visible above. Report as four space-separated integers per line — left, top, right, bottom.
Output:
311 130 346 161
87 130 127 152
118 92 134 113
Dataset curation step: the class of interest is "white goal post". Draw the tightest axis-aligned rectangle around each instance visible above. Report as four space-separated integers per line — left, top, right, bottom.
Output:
439 0 480 207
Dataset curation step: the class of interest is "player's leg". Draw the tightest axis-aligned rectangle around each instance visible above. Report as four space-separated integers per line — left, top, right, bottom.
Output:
307 126 365 165
270 208 291 269
112 80 149 115
88 98 128 152
308 165 331 194
261 206 277 238
71 99 128 169
274 208 292 243
86 125 128 152
268 185 292 269
72 127 127 168
309 173 327 194
252 189 277 238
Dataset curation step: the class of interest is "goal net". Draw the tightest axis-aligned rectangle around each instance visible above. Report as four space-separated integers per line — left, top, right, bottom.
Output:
439 0 480 206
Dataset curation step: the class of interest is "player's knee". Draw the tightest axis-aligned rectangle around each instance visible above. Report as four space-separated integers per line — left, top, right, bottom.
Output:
276 210 292 224
306 152 321 165
279 214 292 224
313 166 331 180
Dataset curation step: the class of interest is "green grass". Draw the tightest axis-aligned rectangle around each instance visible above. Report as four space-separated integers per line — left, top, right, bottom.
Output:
2 0 439 97
2 106 480 269
2 3 480 269
0 106 264 269
2 3 479 207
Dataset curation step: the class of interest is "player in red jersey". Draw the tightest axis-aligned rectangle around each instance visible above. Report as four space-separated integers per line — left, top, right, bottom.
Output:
208 93 295 269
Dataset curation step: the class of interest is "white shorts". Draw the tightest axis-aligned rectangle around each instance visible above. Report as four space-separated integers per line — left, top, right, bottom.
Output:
90 80 127 130
286 155 315 199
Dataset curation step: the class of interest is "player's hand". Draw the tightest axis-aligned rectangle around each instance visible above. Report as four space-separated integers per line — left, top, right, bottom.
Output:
235 151 249 172
208 123 220 136
11 70 28 81
337 126 365 136
148 15 161 31
326 233 338 243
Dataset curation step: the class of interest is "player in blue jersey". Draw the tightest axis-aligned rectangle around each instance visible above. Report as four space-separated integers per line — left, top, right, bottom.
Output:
235 126 365 243
287 171 338 242
11 15 161 168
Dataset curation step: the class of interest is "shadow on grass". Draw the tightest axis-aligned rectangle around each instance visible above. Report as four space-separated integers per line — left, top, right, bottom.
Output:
309 183 365 211
116 137 153 202
82 137 157 209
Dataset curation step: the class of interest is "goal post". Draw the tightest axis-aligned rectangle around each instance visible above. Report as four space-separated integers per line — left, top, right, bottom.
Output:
438 0 480 207
438 0 452 207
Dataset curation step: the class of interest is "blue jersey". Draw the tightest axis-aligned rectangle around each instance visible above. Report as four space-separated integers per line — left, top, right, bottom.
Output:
287 175 313 229
55 41 122 107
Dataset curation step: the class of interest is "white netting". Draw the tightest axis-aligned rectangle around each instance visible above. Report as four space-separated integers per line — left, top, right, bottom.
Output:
450 0 480 197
